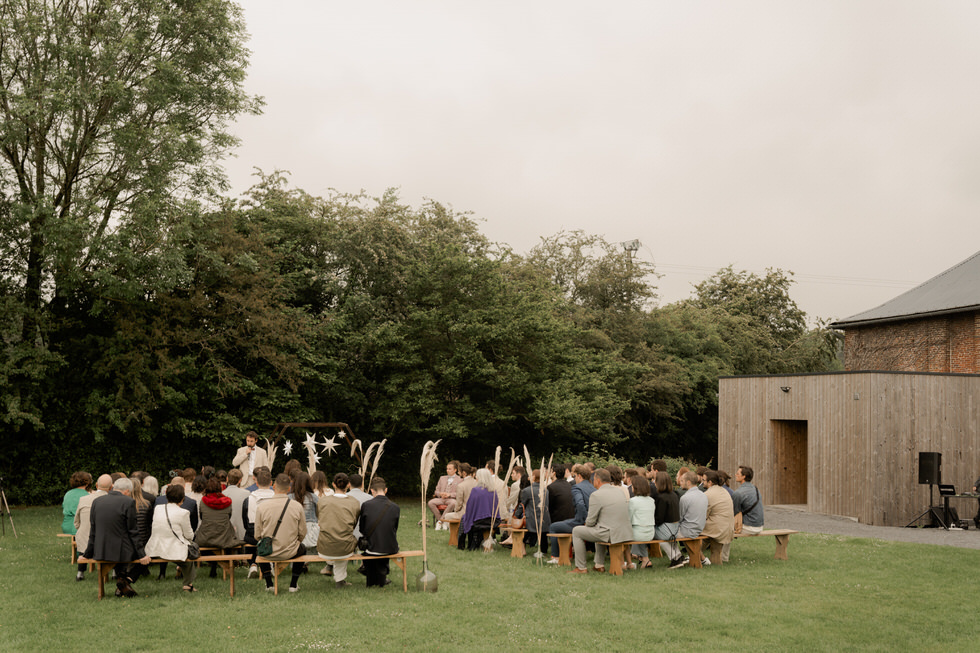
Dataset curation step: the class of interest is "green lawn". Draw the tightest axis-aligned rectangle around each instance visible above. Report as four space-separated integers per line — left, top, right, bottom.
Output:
3 503 978 652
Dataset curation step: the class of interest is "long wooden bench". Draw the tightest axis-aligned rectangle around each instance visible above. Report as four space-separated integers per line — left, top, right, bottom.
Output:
606 536 708 575
256 550 424 594
733 528 799 560
78 554 252 599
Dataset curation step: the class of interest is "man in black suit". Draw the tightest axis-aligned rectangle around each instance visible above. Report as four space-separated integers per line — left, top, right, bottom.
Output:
358 476 400 587
83 477 151 597
546 463 575 563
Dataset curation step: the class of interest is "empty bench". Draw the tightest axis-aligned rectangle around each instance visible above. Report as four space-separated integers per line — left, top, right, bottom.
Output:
732 528 799 560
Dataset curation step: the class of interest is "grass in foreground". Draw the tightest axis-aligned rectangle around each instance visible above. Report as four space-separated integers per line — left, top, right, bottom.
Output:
2 503 979 652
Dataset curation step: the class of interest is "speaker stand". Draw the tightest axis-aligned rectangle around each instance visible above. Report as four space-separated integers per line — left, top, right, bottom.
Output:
906 482 947 529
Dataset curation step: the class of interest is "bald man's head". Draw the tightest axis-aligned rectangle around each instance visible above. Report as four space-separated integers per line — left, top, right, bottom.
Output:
96 474 112 491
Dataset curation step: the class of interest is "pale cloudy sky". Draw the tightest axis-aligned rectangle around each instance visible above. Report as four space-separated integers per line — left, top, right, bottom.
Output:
224 1 980 324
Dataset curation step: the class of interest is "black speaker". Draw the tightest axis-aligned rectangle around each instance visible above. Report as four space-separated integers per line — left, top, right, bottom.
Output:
918 452 941 485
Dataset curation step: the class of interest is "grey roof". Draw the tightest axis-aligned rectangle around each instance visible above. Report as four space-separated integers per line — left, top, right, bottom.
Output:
831 250 980 328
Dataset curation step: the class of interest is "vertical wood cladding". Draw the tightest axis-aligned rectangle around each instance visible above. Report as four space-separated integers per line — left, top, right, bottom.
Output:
719 372 980 527
843 311 980 373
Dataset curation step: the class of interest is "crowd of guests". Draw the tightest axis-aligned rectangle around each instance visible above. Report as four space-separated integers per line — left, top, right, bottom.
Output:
426 459 765 571
61 432 401 597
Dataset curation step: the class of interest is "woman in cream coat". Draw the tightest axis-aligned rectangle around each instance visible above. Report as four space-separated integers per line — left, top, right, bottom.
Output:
145 484 198 592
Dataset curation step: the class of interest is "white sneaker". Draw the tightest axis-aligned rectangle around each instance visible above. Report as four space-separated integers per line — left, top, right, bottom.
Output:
247 564 259 579
546 557 560 564
701 558 711 566
289 586 299 593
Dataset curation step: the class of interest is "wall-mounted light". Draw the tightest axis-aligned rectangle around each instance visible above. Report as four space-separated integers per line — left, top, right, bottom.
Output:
780 386 791 393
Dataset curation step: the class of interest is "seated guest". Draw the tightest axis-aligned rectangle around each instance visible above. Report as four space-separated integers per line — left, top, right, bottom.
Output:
73 473 110 580
702 470 734 564
506 465 527 516
727 465 764 561
520 469 551 555
316 473 361 587
484 460 511 520
256 473 307 592
348 474 372 540
185 472 206 508
570 468 632 573
359 476 400 587
144 483 199 592
501 467 530 546
545 464 574 563
216 469 228 489
244 467 275 579
142 475 160 498
288 471 319 569
548 464 596 562
675 471 708 568
196 476 243 577
459 469 499 551
426 461 460 529
62 471 92 535
628 475 657 569
607 465 631 502
441 463 476 523
149 475 199 579
222 469 250 541
674 467 691 499
83 477 151 598
653 471 681 565
310 470 333 498
130 476 153 548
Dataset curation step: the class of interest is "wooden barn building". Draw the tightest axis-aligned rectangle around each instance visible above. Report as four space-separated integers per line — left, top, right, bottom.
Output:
719 251 980 527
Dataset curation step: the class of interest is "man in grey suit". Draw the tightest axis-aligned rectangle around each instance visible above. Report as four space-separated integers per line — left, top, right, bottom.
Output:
569 468 633 573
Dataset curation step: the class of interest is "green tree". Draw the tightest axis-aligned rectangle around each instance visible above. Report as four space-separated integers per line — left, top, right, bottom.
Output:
0 0 260 428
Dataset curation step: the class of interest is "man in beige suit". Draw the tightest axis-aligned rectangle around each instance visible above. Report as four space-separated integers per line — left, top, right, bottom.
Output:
570 468 633 573
255 473 307 592
73 474 111 580
701 470 734 565
426 461 460 529
441 463 476 522
232 431 269 488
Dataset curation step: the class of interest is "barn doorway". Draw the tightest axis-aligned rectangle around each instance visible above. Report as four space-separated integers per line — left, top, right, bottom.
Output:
771 419 808 505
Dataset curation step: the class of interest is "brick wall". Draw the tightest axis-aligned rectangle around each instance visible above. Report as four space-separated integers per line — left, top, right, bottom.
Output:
843 311 980 372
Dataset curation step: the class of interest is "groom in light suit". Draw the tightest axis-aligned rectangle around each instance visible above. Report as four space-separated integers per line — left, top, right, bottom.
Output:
232 431 269 488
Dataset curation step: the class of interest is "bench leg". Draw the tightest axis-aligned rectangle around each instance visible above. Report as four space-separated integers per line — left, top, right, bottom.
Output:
686 540 703 568
97 563 115 600
557 537 572 566
649 543 663 559
448 521 460 547
511 536 526 558
708 540 723 566
774 534 790 560
393 555 408 592
608 544 625 575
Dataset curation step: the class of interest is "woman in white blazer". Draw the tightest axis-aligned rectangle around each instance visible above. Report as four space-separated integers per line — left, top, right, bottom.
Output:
145 484 198 592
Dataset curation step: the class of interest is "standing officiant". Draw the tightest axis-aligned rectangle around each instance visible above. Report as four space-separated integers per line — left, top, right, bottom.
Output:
232 431 269 488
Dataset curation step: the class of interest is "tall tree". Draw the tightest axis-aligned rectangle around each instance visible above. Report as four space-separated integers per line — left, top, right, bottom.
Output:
0 0 260 427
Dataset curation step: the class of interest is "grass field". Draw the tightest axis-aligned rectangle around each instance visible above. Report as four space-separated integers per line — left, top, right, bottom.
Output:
2 502 979 652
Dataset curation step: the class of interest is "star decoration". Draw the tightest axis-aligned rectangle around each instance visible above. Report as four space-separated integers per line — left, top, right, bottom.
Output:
282 441 293 456
303 431 318 451
311 452 321 465
321 435 339 455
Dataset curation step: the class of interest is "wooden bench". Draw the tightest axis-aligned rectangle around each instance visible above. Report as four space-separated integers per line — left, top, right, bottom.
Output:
504 528 528 557
606 536 708 575
57 533 78 564
443 518 461 547
78 554 252 599
549 533 573 566
256 550 424 594
733 528 799 560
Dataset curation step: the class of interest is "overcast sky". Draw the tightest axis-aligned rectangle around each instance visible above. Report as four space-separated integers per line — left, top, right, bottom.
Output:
224 1 980 324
